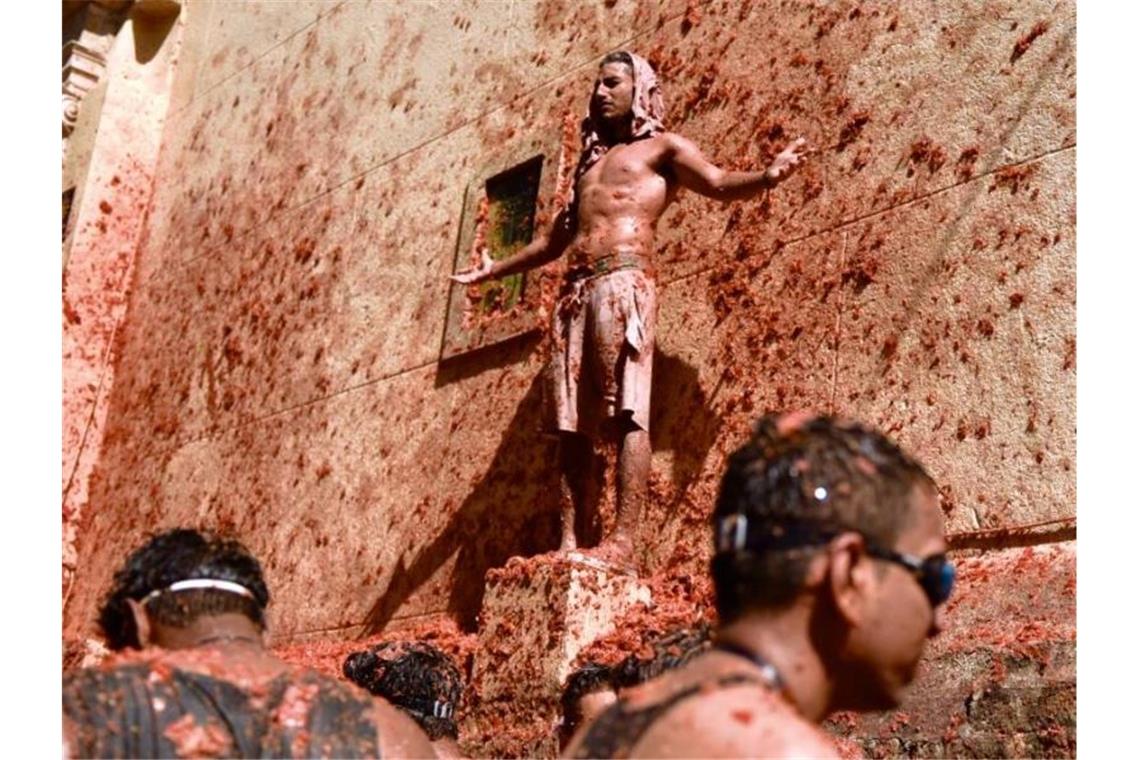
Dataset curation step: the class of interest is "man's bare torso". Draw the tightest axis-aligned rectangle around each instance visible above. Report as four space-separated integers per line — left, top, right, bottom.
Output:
569 134 678 269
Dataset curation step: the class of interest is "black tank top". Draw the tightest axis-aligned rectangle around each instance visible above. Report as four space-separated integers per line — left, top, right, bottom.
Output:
63 663 382 758
569 671 767 759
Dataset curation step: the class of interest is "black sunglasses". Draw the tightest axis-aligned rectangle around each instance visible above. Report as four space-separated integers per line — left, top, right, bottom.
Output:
863 543 955 607
716 515 955 607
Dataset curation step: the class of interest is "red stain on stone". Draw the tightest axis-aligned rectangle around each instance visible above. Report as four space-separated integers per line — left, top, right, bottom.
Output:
1062 337 1075 370
1011 21 1050 63
956 146 980 181
836 112 870 152
63 298 82 325
879 334 899 362
991 163 1037 194
681 0 702 34
907 137 946 175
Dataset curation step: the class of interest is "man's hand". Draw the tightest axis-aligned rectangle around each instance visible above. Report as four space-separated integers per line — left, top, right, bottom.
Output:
764 137 809 184
450 249 495 285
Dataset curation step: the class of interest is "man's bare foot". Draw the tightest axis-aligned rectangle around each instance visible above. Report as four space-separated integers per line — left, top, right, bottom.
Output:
580 533 637 573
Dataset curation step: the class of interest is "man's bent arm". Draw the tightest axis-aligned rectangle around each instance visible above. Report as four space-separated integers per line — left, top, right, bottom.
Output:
666 133 805 202
453 207 576 284
493 206 575 279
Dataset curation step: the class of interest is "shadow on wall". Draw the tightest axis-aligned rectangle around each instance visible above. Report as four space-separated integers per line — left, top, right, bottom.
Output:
361 334 561 634
642 348 721 570
864 23 1075 382
359 341 720 634
651 349 720 496
131 8 179 64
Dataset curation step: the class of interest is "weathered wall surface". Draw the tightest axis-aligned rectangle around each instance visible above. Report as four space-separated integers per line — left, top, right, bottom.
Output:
63 2 185 600
63 0 1075 755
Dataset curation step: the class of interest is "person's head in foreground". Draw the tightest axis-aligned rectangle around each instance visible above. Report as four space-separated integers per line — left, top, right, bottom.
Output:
65 528 434 759
560 662 618 747
97 527 271 651
344 641 464 755
563 412 952 758
610 624 712 691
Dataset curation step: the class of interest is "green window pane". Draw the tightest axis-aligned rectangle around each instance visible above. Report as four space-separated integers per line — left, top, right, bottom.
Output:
479 156 543 313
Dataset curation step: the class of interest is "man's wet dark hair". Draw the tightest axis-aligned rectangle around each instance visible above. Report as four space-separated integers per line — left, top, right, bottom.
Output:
611 625 712 689
712 413 935 622
600 50 635 70
561 662 615 739
343 642 462 741
97 528 270 651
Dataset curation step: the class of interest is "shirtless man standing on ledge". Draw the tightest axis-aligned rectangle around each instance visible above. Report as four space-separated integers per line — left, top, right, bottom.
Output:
453 51 808 566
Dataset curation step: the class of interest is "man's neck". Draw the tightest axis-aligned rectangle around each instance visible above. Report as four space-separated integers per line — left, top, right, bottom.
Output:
717 606 833 723
152 613 265 651
598 117 633 146
432 736 463 759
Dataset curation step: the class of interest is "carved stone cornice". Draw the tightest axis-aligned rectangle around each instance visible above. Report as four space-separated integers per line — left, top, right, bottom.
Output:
62 41 106 137
61 1 131 139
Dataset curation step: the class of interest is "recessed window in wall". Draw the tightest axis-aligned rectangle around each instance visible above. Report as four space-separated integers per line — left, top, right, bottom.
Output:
442 130 563 360
477 156 543 314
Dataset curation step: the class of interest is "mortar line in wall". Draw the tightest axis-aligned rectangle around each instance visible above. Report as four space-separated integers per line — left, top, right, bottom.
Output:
275 609 452 642
144 6 695 291
813 144 1077 242
828 230 847 415
62 361 116 613
948 515 1075 542
659 142 1076 292
273 623 363 639
168 7 329 121
63 355 111 504
146 355 443 457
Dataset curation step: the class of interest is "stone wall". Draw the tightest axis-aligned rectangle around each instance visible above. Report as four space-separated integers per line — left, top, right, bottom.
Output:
63 0 1075 755
63 0 185 601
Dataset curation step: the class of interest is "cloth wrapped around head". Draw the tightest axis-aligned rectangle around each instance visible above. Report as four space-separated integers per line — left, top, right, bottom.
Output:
573 51 667 191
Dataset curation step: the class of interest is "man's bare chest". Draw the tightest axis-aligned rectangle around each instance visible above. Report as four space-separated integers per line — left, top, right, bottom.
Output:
579 141 671 206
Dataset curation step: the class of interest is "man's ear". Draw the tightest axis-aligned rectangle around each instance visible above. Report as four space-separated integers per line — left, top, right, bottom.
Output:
126 599 152 648
827 532 872 626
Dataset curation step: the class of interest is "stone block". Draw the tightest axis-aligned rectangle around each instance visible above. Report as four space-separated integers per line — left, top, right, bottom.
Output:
472 553 651 702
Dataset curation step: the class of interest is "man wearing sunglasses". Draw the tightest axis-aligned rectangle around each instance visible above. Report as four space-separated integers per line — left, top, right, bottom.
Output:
564 412 952 758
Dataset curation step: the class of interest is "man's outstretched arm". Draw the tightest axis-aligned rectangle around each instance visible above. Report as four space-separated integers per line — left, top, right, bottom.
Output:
667 133 808 202
451 207 576 285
